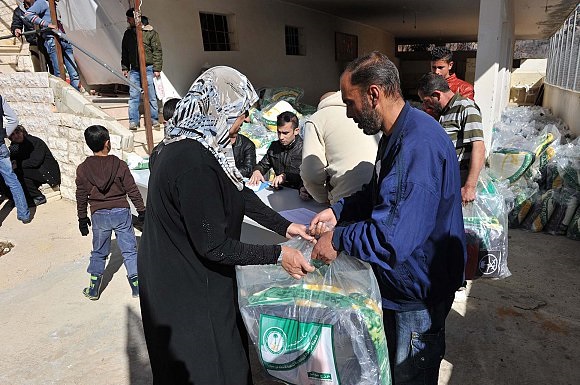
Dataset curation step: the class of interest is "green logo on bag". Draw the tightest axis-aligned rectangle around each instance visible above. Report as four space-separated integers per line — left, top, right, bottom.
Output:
264 327 287 355
259 314 325 370
308 371 332 380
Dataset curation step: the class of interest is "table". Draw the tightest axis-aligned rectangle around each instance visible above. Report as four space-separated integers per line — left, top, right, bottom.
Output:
129 169 327 244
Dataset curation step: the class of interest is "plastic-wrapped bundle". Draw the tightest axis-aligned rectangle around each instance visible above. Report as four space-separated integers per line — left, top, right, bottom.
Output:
554 138 580 191
462 172 511 279
521 189 557 232
259 86 304 109
239 122 278 149
506 179 540 228
566 205 580 240
237 238 391 385
544 187 579 235
260 101 301 132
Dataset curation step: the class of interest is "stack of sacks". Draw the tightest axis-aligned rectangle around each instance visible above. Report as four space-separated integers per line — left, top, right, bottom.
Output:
488 106 579 240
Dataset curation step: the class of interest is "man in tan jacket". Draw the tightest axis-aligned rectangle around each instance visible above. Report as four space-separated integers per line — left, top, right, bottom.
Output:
300 91 380 204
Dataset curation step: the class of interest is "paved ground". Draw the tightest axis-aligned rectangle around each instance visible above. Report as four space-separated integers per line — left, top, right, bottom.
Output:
0 198 578 384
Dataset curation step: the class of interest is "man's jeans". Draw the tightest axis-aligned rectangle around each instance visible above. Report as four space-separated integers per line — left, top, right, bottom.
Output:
44 36 80 91
0 144 29 221
128 65 159 125
88 208 138 277
383 295 454 385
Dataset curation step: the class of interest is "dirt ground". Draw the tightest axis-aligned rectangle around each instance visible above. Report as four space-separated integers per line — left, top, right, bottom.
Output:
0 198 578 385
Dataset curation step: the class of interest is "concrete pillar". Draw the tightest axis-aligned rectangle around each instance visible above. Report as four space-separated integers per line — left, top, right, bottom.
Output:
474 0 515 153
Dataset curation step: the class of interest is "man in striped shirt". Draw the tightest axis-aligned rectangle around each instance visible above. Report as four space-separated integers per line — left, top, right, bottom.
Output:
418 73 485 204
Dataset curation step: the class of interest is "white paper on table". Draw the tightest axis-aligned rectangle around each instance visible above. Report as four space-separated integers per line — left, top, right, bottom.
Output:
278 208 317 225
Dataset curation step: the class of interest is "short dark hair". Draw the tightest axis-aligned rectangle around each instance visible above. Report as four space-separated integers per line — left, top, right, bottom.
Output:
431 46 453 62
162 98 181 121
84 125 110 152
11 125 27 136
126 8 134 18
417 73 451 96
276 111 298 129
343 51 402 99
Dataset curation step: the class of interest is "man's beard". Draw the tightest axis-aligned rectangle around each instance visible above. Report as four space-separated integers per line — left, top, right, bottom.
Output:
431 101 443 116
358 97 382 135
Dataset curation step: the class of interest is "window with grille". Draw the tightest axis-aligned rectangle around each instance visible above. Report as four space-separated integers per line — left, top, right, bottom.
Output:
199 12 236 51
285 25 305 56
546 5 579 92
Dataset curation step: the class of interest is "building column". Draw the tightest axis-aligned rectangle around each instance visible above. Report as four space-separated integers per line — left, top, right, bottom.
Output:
474 0 515 153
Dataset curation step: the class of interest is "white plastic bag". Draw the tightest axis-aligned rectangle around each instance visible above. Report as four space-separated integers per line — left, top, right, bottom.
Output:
463 172 511 279
153 71 181 103
236 238 391 385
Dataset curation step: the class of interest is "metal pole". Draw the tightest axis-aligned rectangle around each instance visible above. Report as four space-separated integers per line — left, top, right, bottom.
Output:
48 0 65 81
564 16 572 89
133 0 153 155
569 9 578 90
52 30 142 92
546 35 553 84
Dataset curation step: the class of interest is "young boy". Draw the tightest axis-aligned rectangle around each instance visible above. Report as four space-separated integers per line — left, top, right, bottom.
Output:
148 97 180 170
76 125 145 300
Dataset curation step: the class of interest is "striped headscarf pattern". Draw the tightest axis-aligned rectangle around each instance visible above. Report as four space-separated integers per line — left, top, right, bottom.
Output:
164 66 258 190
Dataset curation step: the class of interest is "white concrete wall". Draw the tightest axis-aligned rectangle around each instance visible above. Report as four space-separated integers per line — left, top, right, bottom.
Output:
474 0 515 153
543 84 580 136
143 0 395 105
0 73 134 201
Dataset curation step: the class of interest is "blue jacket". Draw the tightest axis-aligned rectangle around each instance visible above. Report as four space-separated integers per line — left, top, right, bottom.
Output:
331 102 466 311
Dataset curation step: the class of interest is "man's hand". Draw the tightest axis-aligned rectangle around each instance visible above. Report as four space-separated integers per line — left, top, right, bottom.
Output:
78 217 91 236
285 223 314 242
47 23 57 30
122 70 128 78
271 174 285 188
154 71 161 78
280 245 315 280
461 184 476 204
311 231 338 265
14 28 22 38
309 208 337 237
137 210 146 224
247 170 264 186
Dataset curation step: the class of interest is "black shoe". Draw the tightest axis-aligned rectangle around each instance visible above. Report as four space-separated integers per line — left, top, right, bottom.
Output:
127 274 139 298
33 196 47 206
83 274 103 300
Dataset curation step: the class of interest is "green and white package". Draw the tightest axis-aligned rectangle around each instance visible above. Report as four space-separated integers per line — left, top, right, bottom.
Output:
236 238 391 385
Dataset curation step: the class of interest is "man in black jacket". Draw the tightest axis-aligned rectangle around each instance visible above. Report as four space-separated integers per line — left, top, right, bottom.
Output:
248 111 303 189
230 131 256 178
11 1 51 73
5 126 60 206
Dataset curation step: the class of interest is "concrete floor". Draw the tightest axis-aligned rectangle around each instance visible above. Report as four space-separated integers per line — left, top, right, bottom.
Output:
0 198 578 384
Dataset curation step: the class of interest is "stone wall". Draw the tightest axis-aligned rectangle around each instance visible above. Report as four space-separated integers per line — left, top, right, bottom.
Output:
1 72 134 201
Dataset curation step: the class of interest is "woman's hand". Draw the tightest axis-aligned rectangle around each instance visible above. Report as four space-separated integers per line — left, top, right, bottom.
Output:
308 208 337 237
281 246 315 279
286 223 314 242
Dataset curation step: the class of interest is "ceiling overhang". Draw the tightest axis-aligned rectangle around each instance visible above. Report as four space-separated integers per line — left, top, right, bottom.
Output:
282 0 578 42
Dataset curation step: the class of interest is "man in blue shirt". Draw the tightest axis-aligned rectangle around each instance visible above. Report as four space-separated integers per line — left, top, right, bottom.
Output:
310 51 466 384
24 0 81 91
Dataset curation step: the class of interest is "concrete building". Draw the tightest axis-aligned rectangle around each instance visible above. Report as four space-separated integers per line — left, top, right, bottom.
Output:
60 0 578 148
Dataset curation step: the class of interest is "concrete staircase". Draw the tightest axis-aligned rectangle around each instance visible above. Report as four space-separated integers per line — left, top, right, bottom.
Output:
89 94 165 157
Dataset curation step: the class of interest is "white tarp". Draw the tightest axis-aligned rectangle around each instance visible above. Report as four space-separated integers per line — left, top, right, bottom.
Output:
56 0 178 99
57 0 127 85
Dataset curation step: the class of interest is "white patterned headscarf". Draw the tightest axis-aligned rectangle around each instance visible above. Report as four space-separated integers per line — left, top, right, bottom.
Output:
164 66 258 190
